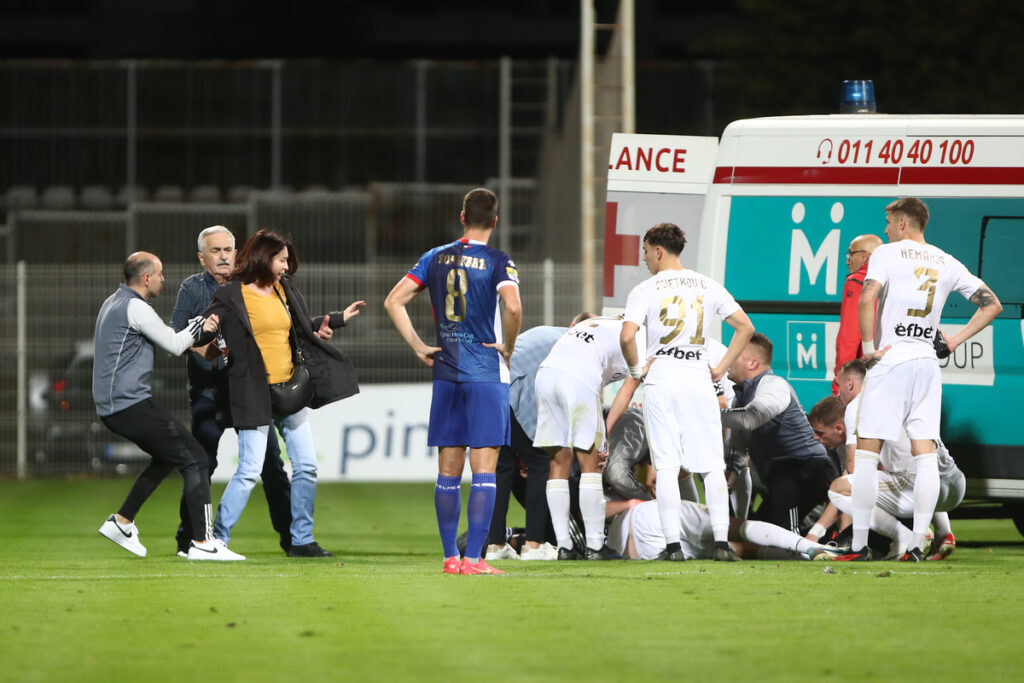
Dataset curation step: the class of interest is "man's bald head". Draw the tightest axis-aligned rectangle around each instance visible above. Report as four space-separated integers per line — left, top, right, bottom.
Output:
846 234 882 273
123 251 165 299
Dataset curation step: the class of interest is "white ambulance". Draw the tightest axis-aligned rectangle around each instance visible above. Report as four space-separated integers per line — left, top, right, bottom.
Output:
604 116 1024 531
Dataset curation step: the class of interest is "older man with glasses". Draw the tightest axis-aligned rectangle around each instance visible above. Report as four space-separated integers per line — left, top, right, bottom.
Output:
832 233 883 395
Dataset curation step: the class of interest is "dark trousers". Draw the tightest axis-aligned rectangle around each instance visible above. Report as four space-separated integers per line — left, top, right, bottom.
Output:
175 391 293 552
101 399 210 541
487 411 554 547
753 456 839 534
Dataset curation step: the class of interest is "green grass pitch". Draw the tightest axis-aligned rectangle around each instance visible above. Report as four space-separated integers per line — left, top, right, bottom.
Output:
2 479 1023 682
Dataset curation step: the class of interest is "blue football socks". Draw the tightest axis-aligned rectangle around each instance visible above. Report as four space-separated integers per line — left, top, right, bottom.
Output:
434 474 462 558
465 473 497 562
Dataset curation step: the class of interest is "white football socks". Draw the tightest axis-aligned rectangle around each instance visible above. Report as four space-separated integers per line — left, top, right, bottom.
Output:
579 473 606 551
740 520 809 554
912 453 940 550
545 479 572 550
655 466 682 545
850 449 880 550
703 469 730 543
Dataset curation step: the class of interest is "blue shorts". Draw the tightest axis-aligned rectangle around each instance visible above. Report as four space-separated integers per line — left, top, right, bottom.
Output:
428 380 510 448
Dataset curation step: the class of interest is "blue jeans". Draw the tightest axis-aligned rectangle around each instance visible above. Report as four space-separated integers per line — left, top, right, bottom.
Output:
213 408 318 547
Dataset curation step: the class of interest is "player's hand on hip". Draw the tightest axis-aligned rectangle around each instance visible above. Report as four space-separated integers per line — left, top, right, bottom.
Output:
482 341 512 365
416 345 442 367
864 345 891 369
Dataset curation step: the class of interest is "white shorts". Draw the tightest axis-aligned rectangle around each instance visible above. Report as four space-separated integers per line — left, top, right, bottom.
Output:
642 382 725 474
857 358 942 442
533 367 603 451
629 500 713 560
835 470 966 518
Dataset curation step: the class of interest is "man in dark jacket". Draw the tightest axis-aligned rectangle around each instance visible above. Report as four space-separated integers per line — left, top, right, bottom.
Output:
170 225 293 556
721 333 839 534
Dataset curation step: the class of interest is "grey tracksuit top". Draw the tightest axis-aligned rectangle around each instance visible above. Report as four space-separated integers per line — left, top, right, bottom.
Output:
92 284 202 417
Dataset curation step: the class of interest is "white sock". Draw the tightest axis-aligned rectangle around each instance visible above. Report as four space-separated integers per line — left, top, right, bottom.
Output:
851 450 880 550
579 473 606 551
740 520 808 554
703 469 730 543
932 511 952 539
912 453 940 550
655 467 682 545
678 474 699 503
545 479 572 550
730 466 752 520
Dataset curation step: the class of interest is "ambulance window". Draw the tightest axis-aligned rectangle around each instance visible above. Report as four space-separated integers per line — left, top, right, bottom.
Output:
979 217 1024 305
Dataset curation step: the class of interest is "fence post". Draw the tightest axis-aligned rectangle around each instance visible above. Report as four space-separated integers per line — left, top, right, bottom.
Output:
16 260 27 480
543 257 554 326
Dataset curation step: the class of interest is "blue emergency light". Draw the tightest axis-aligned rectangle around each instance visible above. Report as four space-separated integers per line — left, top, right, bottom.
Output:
840 80 876 114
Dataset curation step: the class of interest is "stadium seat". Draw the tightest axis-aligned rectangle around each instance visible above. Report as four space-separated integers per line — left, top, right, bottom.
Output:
41 185 76 209
153 185 184 203
227 185 254 203
4 185 38 209
80 185 115 209
189 184 222 203
116 185 149 205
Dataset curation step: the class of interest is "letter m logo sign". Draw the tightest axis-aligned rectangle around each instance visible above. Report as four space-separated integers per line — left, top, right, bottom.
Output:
786 321 839 381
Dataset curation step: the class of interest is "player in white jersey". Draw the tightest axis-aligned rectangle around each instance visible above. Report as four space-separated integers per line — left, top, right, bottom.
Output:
534 313 643 559
849 198 1001 561
605 499 840 561
809 391 964 560
619 223 754 562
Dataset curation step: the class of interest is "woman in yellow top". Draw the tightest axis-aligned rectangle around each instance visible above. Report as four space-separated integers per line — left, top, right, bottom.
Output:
206 230 364 558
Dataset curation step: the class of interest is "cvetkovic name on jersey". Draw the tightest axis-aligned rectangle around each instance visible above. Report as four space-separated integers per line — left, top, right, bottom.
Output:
436 253 488 270
893 322 934 340
656 275 707 291
899 247 945 266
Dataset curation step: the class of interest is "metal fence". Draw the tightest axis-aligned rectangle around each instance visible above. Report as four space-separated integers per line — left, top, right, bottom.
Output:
0 258 595 478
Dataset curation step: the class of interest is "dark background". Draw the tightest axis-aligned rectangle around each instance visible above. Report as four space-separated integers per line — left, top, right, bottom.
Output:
4 0 1024 119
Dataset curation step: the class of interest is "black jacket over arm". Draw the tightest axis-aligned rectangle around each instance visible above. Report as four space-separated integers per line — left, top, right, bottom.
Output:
203 276 359 429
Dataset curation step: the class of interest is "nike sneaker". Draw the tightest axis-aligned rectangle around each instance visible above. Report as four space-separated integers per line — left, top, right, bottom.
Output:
98 514 147 557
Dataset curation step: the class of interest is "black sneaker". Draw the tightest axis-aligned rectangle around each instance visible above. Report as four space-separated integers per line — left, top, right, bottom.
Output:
585 545 623 560
287 542 334 558
713 541 742 562
900 547 924 562
834 546 873 562
654 548 686 561
557 547 583 560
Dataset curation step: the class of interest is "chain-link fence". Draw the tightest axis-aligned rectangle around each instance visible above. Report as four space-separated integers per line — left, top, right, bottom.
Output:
0 256 594 478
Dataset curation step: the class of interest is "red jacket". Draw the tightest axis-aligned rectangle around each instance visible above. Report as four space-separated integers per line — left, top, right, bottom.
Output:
833 263 869 394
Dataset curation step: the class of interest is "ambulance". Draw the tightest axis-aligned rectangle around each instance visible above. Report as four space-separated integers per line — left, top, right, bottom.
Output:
603 116 1024 531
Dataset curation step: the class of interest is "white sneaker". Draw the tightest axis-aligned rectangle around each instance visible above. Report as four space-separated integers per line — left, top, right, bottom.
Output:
99 514 147 557
520 542 558 561
176 551 188 558
485 543 520 560
186 538 245 561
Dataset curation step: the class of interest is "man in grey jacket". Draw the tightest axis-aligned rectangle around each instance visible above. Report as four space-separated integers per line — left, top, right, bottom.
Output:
720 333 838 534
93 251 243 561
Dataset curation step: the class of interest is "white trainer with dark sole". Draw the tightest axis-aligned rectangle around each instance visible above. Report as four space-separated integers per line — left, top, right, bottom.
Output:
98 514 147 557
186 539 245 561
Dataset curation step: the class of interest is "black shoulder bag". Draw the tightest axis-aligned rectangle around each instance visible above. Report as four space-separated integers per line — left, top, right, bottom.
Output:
267 285 315 416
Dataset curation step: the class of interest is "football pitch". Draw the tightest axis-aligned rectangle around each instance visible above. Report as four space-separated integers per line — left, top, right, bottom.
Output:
2 480 1023 682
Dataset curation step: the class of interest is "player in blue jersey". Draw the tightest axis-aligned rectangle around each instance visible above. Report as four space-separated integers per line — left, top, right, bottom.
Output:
385 188 523 575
